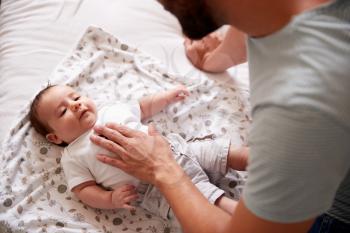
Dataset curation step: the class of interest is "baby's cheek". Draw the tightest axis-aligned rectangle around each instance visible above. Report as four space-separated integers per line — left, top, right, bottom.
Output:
86 114 97 128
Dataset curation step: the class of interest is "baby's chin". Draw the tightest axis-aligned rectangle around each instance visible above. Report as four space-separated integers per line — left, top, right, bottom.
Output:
84 118 97 132
82 112 97 130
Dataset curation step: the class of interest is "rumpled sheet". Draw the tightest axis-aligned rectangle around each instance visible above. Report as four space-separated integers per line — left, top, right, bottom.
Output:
0 26 250 233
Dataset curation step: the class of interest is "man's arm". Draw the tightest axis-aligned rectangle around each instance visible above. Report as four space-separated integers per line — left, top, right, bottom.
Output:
157 162 314 233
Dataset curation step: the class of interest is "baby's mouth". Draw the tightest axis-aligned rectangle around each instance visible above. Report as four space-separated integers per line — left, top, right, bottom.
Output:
79 109 88 119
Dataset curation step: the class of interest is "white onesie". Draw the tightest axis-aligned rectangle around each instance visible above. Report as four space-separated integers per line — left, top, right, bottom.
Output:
61 101 145 191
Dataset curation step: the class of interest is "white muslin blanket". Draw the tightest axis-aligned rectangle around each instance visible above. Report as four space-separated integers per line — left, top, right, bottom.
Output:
0 26 250 233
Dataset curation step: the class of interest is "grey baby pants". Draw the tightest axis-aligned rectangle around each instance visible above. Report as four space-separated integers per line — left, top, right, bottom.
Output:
139 133 230 221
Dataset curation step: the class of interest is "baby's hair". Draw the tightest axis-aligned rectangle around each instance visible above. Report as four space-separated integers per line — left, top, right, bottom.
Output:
29 83 55 138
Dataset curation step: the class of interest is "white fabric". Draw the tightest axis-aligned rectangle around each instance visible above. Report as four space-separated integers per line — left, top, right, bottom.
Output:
62 103 142 191
0 25 250 233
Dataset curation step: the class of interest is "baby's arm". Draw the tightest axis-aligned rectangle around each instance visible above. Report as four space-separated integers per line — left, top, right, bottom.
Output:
139 85 189 120
72 181 138 210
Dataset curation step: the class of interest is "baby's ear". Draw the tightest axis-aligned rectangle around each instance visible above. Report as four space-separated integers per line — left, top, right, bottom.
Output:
46 133 63 145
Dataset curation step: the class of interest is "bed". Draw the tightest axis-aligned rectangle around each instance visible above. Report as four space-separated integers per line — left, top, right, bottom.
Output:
0 0 250 232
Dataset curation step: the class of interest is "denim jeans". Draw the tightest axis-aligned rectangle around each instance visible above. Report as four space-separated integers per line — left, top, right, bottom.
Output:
308 214 350 233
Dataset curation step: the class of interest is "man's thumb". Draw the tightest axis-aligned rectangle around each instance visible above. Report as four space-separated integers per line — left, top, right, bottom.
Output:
148 123 159 136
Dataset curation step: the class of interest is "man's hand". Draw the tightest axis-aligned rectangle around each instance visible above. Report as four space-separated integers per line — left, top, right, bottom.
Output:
185 27 247 73
90 123 185 187
184 32 223 71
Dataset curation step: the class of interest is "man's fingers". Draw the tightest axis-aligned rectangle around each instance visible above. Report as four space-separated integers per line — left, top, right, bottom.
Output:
203 34 221 51
90 133 127 156
184 40 199 60
184 41 206 68
93 125 129 147
105 123 143 138
96 154 129 171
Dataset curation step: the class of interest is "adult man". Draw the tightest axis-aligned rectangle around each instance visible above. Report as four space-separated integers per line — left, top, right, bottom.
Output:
91 0 350 232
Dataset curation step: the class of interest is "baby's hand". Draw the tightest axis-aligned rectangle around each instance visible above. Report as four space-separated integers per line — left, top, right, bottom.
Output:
111 184 138 210
168 85 190 103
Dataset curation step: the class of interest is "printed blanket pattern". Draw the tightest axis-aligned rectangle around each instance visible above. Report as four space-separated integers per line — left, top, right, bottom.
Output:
0 26 250 233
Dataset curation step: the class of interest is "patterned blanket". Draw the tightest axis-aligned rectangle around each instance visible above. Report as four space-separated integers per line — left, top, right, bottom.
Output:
0 26 250 233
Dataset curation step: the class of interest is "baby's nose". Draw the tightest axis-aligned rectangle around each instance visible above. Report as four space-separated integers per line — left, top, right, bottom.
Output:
71 102 81 112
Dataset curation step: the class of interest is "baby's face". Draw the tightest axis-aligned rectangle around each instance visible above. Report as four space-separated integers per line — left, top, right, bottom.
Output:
37 85 97 144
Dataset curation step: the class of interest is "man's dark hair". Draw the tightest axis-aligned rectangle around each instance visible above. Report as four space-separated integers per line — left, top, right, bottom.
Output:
159 0 219 39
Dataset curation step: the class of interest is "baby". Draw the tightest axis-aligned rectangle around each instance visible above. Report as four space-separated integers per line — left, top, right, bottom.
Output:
29 84 248 220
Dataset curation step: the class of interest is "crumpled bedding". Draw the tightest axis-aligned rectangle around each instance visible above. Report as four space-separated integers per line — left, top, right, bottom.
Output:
0 26 250 233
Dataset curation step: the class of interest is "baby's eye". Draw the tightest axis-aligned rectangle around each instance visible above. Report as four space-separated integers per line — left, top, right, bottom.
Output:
74 96 80 101
60 108 67 117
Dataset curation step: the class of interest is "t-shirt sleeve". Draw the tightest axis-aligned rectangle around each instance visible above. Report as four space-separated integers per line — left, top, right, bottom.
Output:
243 106 350 223
61 151 95 191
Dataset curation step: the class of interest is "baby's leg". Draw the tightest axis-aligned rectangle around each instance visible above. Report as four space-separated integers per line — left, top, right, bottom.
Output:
167 134 227 206
168 134 237 215
186 137 231 184
227 146 249 171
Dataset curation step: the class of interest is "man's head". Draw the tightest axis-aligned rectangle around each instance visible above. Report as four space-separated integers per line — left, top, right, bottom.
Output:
159 0 221 39
29 85 97 145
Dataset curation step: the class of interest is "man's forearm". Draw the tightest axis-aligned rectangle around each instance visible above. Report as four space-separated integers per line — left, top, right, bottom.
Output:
157 164 234 233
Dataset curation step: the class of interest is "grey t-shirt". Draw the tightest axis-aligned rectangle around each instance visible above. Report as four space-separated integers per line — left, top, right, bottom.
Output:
243 0 350 223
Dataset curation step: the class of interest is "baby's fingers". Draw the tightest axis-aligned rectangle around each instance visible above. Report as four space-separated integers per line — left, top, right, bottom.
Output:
175 87 189 97
181 89 190 96
116 184 135 192
124 194 139 203
122 184 136 191
123 203 136 211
